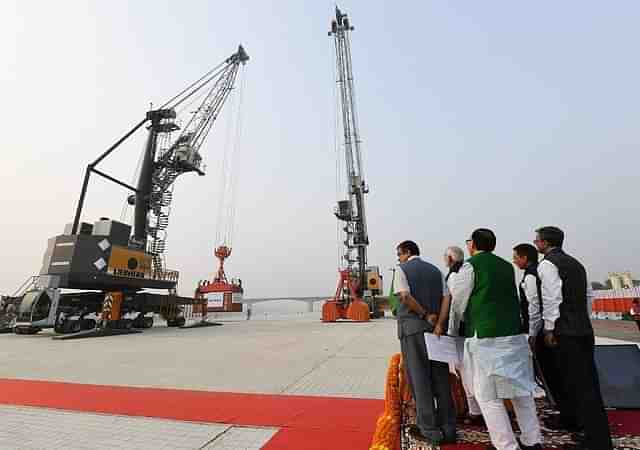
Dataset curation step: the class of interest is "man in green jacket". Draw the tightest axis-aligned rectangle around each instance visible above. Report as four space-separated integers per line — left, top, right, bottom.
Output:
449 229 542 450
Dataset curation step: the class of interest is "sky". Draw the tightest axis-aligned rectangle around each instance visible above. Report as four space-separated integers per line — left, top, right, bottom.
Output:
1 1 639 298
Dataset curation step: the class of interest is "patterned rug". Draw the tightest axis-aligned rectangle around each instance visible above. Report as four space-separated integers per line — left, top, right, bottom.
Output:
400 397 640 450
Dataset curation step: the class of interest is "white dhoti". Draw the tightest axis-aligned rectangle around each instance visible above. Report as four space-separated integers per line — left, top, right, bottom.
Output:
453 345 482 416
464 334 542 450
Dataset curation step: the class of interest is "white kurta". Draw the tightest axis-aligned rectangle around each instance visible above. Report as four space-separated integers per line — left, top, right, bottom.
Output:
450 260 537 402
446 269 482 416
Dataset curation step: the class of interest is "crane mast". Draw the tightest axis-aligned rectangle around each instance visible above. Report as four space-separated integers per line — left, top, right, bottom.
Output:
331 7 369 294
323 7 381 323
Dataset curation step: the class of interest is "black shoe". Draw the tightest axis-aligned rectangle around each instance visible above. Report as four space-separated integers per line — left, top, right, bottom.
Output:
407 425 443 445
441 433 457 445
517 437 543 450
543 415 582 432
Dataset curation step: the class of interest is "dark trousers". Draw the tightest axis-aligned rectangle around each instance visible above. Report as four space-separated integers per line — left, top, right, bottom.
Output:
554 334 613 450
635 320 640 332
534 334 565 409
400 332 456 438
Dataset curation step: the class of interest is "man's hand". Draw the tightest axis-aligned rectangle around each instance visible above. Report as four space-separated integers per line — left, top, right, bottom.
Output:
543 331 557 348
434 323 445 337
426 314 438 325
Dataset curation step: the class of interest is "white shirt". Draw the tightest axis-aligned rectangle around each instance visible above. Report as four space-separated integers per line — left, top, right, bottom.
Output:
537 257 594 332
394 256 449 296
448 261 474 336
521 273 542 337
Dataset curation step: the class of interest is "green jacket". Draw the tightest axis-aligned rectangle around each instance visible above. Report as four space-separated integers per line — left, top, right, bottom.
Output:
464 252 522 338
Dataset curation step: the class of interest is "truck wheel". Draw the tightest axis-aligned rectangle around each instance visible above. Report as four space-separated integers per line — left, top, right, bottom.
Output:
81 319 97 330
65 320 81 334
14 326 40 335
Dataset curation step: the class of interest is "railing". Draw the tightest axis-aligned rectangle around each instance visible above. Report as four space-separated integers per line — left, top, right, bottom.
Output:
151 269 180 282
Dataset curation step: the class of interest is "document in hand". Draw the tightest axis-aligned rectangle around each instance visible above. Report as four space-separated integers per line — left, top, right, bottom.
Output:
424 333 464 365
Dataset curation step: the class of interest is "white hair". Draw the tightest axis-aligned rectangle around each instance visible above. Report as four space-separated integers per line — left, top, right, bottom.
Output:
445 246 464 262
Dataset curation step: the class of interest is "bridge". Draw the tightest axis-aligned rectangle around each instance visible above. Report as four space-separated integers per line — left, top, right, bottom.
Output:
240 297 329 313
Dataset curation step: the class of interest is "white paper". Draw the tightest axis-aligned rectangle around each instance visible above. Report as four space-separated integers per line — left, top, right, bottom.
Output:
424 332 465 365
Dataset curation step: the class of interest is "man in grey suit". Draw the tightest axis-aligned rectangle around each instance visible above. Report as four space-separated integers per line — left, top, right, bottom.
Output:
395 240 456 445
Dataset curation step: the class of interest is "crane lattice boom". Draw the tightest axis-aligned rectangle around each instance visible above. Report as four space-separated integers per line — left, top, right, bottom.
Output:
330 8 369 293
132 46 249 272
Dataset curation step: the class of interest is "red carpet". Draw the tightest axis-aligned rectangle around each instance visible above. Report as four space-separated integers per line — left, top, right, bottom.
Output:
0 378 638 449
0 378 380 449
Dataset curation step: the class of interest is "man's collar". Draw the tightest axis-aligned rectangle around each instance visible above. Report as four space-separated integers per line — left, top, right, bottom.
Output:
408 255 420 261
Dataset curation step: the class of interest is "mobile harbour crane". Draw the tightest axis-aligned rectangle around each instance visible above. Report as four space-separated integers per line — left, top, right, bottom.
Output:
13 46 249 338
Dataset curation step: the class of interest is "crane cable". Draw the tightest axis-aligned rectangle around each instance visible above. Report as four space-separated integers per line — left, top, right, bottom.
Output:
214 67 246 249
227 70 247 248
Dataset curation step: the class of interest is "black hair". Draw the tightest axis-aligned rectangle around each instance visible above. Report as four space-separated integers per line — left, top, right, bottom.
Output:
535 226 564 248
513 243 539 265
471 228 496 252
397 240 420 256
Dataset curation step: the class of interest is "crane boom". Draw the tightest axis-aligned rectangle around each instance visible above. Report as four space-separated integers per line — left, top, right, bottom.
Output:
130 46 249 272
323 7 381 323
331 8 369 296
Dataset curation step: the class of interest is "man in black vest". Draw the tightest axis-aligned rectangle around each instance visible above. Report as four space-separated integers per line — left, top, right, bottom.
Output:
534 226 613 450
395 240 456 445
512 243 563 414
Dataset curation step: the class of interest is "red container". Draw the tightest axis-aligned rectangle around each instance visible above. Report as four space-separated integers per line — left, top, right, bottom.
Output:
592 299 604 312
603 299 616 312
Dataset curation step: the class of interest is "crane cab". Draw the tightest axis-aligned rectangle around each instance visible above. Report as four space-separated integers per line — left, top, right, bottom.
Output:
174 132 204 174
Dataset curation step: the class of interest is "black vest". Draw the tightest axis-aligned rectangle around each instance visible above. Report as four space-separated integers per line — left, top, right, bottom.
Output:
396 258 444 339
543 248 593 336
518 264 542 334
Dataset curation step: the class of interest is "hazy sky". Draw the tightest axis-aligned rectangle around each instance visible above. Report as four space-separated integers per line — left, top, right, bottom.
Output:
2 1 639 298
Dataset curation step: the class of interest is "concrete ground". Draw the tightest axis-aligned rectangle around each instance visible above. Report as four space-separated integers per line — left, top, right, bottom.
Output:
0 317 399 398
0 317 399 450
0 317 637 449
593 318 640 343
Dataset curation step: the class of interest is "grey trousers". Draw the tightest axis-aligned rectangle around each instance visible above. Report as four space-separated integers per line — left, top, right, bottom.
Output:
401 331 456 438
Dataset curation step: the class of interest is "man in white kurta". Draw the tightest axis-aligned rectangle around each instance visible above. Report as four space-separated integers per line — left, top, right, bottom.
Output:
449 229 542 450
437 246 483 422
